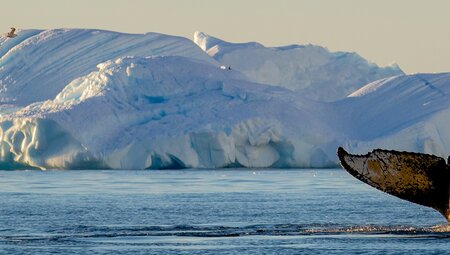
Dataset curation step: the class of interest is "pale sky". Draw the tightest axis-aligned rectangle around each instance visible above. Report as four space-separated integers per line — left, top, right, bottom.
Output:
2 0 449 74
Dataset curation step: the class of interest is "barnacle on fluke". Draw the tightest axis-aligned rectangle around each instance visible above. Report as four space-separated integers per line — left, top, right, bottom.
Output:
337 147 450 222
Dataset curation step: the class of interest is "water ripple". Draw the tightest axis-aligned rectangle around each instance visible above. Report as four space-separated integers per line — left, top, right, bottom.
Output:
2 223 450 244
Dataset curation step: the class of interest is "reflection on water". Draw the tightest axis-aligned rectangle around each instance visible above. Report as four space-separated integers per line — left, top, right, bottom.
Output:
0 169 449 254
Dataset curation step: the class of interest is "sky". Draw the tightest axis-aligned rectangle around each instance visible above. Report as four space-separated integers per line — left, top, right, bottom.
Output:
1 0 449 74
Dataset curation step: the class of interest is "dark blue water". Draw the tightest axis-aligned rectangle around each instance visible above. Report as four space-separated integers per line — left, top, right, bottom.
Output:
0 169 449 254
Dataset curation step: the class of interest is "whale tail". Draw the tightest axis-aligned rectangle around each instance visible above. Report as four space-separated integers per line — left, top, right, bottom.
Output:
337 147 450 222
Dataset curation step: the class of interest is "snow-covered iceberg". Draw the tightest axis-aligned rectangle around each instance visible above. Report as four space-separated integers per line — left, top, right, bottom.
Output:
0 29 217 106
1 28 449 170
336 72 450 159
0 55 336 169
194 32 403 102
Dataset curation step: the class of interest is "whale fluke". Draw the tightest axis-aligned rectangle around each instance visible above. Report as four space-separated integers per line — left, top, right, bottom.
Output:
337 147 450 221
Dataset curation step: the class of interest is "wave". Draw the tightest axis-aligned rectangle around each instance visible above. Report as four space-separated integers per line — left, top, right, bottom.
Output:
2 223 450 244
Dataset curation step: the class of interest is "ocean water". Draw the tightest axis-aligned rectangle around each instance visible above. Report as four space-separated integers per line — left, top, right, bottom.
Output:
0 169 449 254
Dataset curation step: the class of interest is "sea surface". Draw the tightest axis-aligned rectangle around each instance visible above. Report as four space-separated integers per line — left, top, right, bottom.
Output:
0 169 449 254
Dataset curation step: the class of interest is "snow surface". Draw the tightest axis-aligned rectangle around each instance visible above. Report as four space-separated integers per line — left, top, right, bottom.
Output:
194 32 404 102
0 28 449 169
336 73 450 159
0 29 218 106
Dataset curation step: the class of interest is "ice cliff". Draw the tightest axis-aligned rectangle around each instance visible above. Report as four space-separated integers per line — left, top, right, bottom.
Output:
0 54 335 169
0 29 449 169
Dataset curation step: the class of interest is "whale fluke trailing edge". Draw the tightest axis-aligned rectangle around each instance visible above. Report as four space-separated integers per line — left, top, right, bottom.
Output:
337 147 450 222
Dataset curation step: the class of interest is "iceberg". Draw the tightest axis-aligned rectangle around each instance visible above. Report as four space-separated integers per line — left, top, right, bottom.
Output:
1 28 449 170
336 73 450 159
0 55 336 169
194 31 403 102
0 29 217 106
